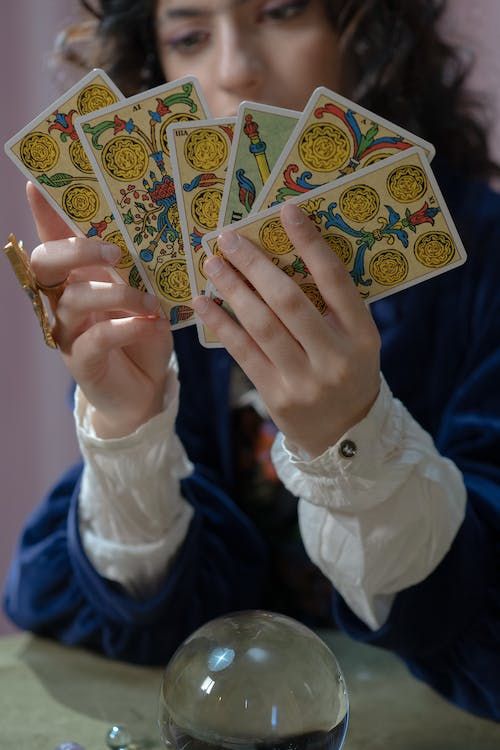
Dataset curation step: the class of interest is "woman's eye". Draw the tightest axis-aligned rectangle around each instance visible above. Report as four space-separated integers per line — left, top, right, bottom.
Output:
263 0 309 20
165 31 208 52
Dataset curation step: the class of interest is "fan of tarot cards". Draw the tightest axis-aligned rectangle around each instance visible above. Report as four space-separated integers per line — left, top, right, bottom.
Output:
4 68 466 348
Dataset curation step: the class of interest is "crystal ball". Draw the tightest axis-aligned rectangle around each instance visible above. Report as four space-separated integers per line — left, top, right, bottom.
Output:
158 611 349 750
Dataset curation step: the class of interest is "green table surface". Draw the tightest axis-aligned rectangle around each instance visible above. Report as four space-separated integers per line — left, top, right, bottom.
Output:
0 630 498 749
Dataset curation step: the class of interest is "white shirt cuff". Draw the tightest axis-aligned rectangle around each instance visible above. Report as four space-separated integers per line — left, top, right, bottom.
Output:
74 353 195 596
272 373 466 631
272 374 432 510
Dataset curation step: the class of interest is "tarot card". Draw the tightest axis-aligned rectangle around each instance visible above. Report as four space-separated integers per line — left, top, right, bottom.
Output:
3 69 146 288
219 102 299 226
75 77 210 328
252 86 436 212
202 148 466 314
167 117 235 302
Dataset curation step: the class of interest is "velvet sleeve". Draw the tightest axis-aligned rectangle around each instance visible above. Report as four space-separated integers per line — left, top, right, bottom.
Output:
333 196 500 721
3 462 268 665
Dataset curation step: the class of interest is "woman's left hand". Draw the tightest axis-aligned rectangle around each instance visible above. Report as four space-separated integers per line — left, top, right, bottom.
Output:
192 202 381 458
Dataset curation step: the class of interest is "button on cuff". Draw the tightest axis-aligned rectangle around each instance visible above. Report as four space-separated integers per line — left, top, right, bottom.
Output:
339 439 357 459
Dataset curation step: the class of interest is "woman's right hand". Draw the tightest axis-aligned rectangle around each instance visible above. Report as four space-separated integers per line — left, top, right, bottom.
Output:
27 182 173 438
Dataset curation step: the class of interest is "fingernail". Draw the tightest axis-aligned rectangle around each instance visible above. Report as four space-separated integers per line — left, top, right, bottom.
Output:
282 203 306 226
100 243 121 263
143 293 159 311
218 230 240 254
192 295 210 314
205 255 225 276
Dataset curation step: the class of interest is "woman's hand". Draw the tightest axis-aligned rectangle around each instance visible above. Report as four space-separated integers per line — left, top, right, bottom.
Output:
27 183 172 438
193 202 381 458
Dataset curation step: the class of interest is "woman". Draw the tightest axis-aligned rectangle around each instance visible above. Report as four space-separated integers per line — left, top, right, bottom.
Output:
4 0 500 720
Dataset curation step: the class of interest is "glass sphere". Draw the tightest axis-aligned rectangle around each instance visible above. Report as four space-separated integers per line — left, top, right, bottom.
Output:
158 611 349 750
105 724 132 749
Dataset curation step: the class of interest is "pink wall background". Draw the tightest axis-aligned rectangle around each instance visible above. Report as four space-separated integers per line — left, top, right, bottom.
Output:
1 1 500 635
0 1 82 634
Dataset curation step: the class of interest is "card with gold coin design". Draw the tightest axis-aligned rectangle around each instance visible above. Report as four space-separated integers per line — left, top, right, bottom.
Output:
167 117 235 307
3 69 147 289
201 148 466 329
75 77 210 328
252 86 436 213
219 102 299 227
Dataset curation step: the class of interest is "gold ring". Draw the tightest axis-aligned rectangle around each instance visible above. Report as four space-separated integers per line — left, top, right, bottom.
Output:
3 233 58 348
36 277 68 305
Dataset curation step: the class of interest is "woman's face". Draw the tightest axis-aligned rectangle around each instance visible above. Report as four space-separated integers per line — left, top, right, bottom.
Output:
155 0 340 116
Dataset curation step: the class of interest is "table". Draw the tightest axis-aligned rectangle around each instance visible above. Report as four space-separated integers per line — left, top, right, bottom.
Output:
0 631 498 749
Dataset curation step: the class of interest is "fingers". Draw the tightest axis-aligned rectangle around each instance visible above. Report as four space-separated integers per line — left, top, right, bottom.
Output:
70 317 170 383
27 181 121 287
280 202 371 332
203 209 380 375
206 228 336 368
119 320 173 383
30 236 121 287
26 182 73 243
54 281 161 352
192 294 276 398
202 252 308 378
216 228 321 334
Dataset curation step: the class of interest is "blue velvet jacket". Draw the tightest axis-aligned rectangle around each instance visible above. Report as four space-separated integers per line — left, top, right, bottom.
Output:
3 161 500 721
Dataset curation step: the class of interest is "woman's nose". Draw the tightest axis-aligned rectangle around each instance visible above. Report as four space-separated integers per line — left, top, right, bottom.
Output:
215 24 264 97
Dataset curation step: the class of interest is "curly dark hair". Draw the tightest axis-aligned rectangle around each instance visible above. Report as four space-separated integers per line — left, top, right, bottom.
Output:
69 0 499 178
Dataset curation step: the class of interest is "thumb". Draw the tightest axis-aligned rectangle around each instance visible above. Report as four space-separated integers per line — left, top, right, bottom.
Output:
26 181 74 243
